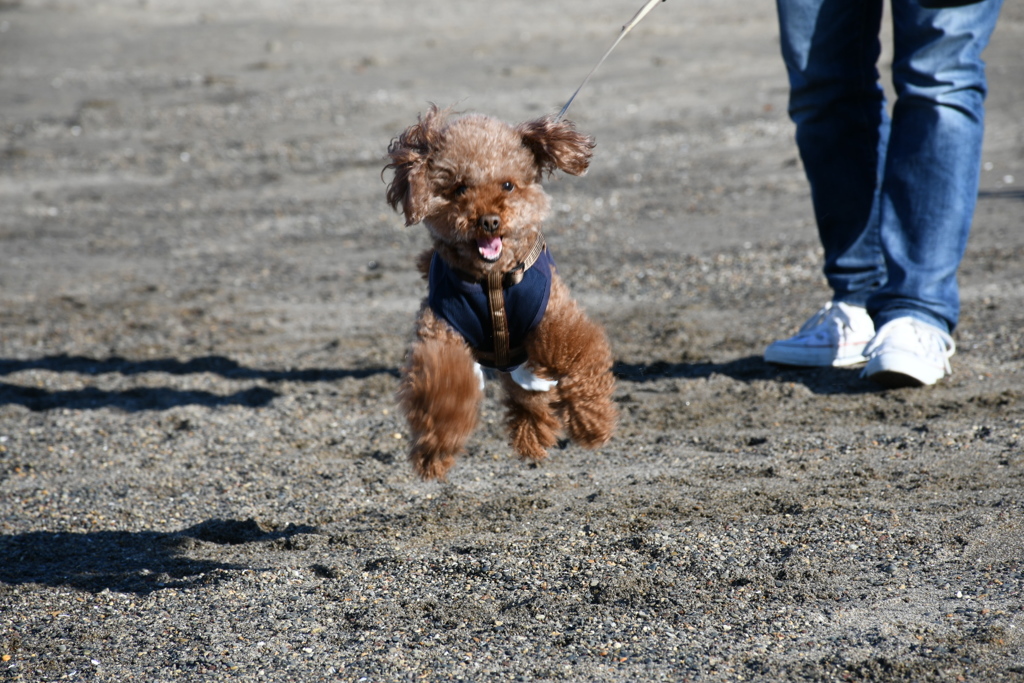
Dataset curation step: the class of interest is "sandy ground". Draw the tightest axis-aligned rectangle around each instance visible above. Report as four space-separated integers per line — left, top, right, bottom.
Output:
1 1 1023 681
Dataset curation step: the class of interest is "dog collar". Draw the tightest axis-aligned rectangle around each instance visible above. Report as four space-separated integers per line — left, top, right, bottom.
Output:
446 234 546 288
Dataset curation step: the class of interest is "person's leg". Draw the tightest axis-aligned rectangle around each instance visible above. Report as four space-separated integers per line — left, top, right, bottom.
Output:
776 0 888 305
862 0 1002 387
869 0 1004 334
766 0 885 367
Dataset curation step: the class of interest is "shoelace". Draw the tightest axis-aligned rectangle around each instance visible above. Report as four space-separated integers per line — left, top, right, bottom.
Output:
799 301 855 334
864 319 956 372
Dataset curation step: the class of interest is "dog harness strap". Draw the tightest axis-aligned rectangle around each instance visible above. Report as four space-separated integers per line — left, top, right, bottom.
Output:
485 235 546 369
486 268 511 369
503 236 546 287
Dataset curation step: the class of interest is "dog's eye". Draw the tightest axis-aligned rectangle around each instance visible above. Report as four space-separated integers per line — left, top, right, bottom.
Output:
502 181 515 192
452 184 469 197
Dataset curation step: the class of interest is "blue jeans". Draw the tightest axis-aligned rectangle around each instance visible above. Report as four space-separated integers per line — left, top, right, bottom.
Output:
776 0 1002 333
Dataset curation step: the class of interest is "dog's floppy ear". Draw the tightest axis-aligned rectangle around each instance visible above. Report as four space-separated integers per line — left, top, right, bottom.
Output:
516 116 595 177
385 105 448 225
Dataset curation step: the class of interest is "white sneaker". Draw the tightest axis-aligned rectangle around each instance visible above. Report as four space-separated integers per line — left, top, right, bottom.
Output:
862 317 955 387
764 302 875 367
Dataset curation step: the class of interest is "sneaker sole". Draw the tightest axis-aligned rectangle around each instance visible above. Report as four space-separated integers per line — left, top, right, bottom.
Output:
764 345 869 368
865 369 926 389
864 352 946 387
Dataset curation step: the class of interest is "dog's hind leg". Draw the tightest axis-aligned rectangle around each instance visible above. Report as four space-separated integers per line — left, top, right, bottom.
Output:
399 315 482 480
524 276 618 450
500 373 561 461
555 351 617 449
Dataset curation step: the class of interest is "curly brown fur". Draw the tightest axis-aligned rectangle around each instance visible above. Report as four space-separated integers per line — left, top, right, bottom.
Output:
386 105 616 480
397 306 482 480
523 277 617 449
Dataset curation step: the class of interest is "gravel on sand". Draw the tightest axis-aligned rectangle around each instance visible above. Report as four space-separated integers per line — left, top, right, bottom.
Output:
1 1 1022 681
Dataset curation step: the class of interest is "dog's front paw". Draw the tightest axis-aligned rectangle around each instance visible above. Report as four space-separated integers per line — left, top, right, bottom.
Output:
505 397 560 462
509 424 552 461
398 335 483 481
558 372 617 449
409 447 457 481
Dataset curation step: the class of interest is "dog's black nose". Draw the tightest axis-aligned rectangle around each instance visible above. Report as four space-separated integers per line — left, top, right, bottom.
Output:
478 214 501 233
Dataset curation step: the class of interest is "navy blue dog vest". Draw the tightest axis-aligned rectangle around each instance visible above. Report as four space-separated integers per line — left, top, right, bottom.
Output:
428 247 553 371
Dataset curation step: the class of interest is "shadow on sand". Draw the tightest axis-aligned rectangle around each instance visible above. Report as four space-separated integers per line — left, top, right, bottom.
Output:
614 355 879 396
0 354 399 412
0 519 317 595
0 353 879 412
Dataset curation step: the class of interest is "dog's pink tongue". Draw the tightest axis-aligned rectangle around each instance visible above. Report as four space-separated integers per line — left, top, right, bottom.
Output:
477 236 502 260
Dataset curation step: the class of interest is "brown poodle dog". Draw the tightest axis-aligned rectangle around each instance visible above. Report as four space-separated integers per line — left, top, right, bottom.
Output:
385 105 617 480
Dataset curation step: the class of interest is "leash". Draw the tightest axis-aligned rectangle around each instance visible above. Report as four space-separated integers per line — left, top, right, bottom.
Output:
557 0 668 121
477 2 667 364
